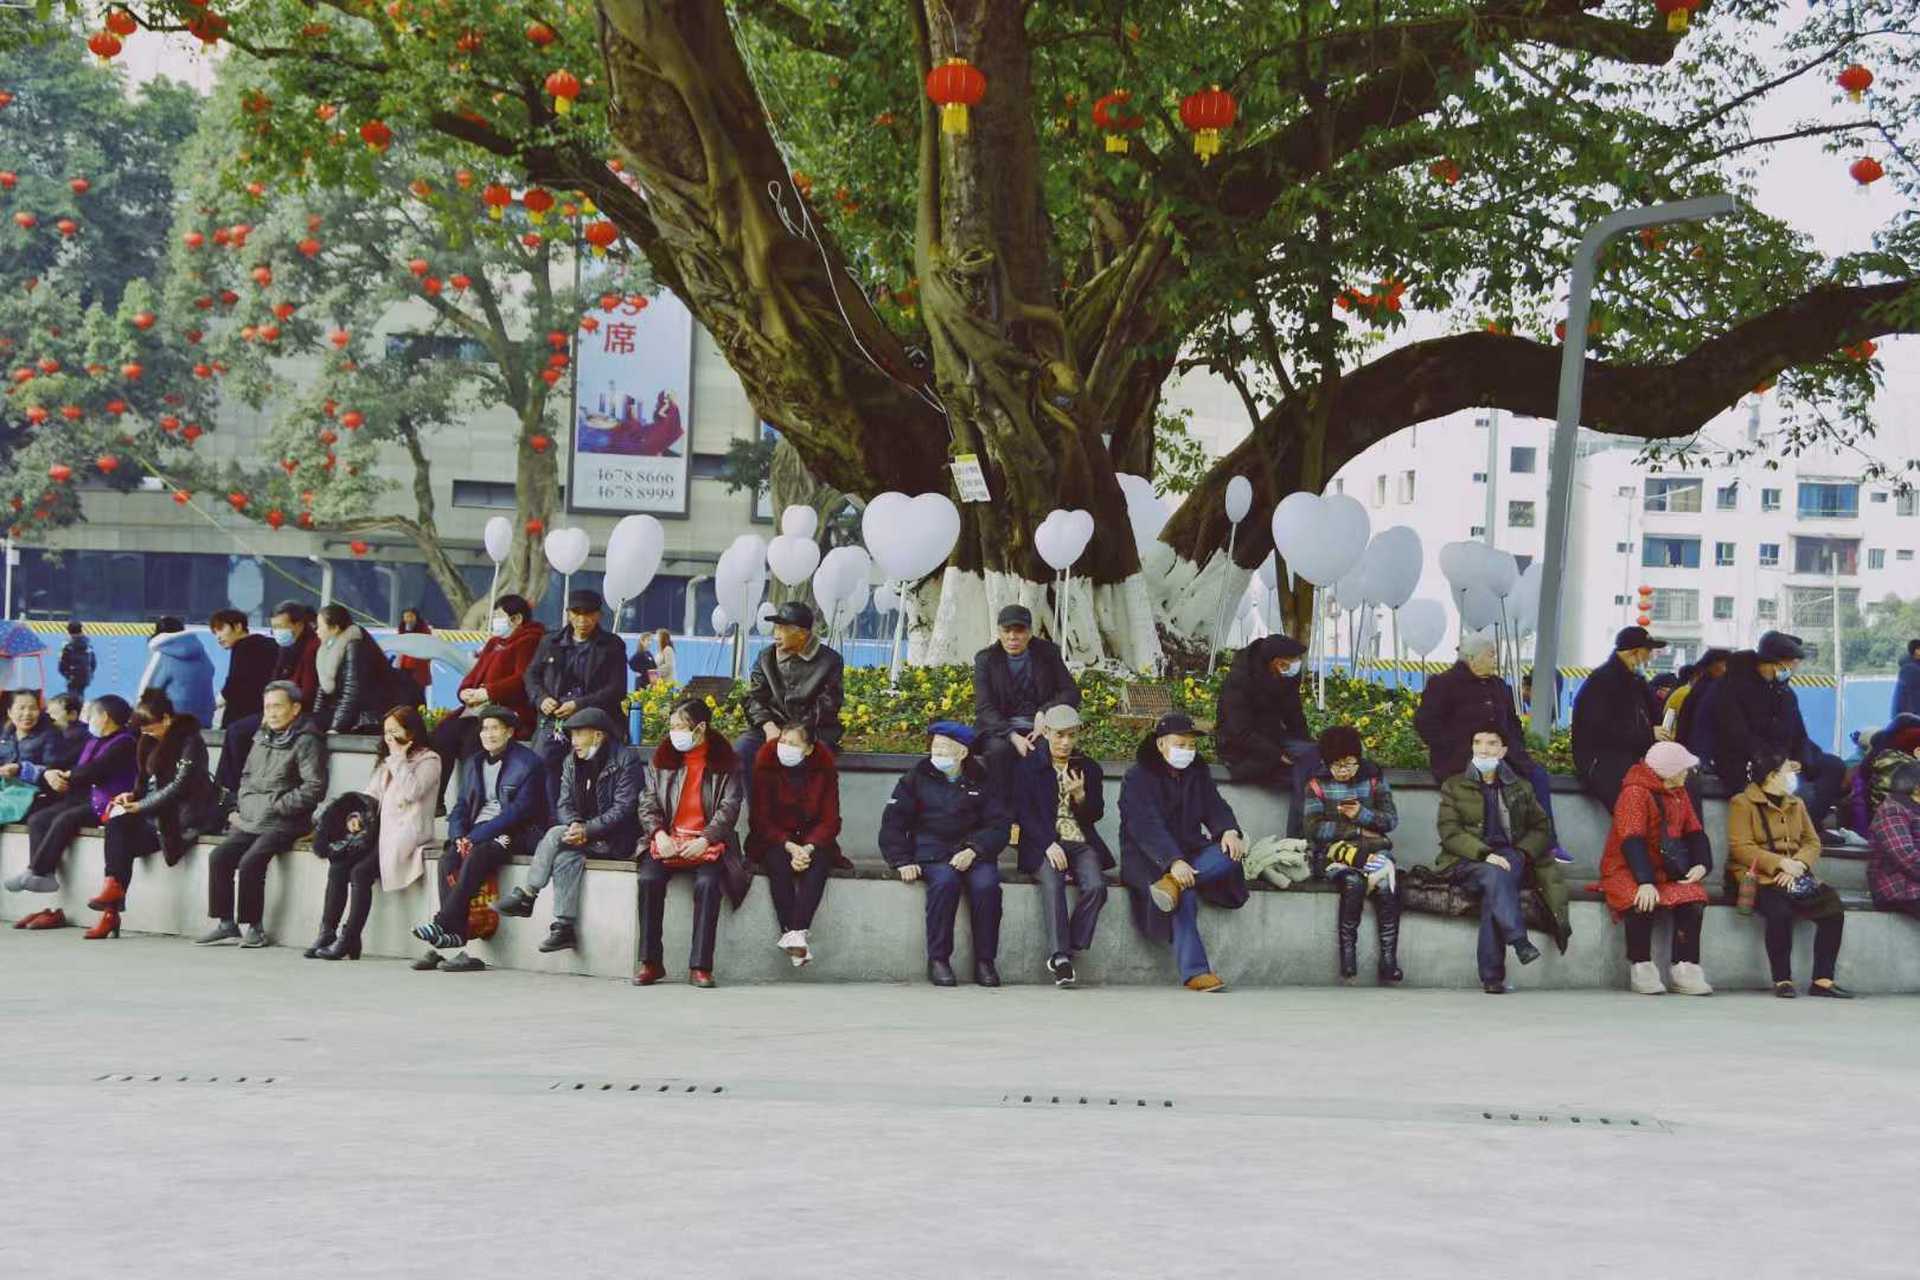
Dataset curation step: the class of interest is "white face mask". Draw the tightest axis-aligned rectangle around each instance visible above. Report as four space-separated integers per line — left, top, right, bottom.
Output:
1164 746 1197 771
776 743 806 768
930 752 964 776
1471 754 1503 775
669 728 698 753
490 615 511 638
1770 770 1800 796
272 627 296 647
1277 661 1301 678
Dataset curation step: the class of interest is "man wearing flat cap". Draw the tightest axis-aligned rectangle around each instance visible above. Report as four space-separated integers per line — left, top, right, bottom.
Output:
526 587 630 810
1715 630 1851 837
738 600 845 792
972 604 1081 788
1012 703 1111 987
1572 625 1672 808
1215 633 1317 834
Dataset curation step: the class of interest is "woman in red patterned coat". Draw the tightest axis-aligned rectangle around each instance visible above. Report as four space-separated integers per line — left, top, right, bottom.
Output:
1598 741 1715 997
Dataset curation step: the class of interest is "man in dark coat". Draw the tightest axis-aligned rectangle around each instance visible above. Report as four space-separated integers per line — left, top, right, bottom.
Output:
1571 625 1669 808
972 604 1080 787
1117 713 1248 992
414 705 548 972
525 588 630 810
879 720 1011 987
215 600 320 798
57 621 95 702
1414 630 1569 862
1894 639 1920 721
1012 704 1111 987
1713 631 1848 832
737 601 844 792
1215 633 1315 835
209 609 279 730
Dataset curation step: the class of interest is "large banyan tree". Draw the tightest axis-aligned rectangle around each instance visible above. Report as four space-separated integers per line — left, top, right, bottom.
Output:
34 0 1920 663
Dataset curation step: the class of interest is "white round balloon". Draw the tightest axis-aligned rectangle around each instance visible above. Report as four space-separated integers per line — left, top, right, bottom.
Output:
543 526 590 576
1116 473 1169 555
1456 584 1503 631
482 515 513 564
711 605 733 635
602 514 665 606
1357 525 1423 609
1224 475 1253 525
780 504 819 540
1399 598 1448 657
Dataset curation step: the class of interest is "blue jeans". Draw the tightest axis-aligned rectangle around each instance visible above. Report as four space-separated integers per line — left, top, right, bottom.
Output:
1453 856 1530 984
1170 845 1245 982
920 859 1002 964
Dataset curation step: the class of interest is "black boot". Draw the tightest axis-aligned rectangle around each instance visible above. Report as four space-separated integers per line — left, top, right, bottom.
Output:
1336 877 1364 980
303 929 337 959
1375 884 1404 984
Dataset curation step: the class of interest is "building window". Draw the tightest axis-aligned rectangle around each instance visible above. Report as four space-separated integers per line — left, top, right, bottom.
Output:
1507 500 1536 528
1613 594 1630 606
1756 599 1778 621
1793 536 1859 575
1642 536 1701 569
453 479 527 509
1643 477 1703 513
1899 492 1917 517
1373 475 1388 507
385 332 494 364
1758 542 1780 568
1510 446 1537 474
1649 588 1699 623
1713 596 1735 621
1615 541 1632 554
1869 548 1887 571
1714 541 1735 567
1398 470 1416 503
1871 491 1890 504
1469 525 1486 538
1787 586 1859 629
1472 472 1487 484
1761 488 1782 512
1796 481 1859 519
1715 484 1739 511
1900 550 1916 562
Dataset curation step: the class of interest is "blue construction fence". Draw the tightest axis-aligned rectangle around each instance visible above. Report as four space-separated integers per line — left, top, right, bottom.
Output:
8 625 1901 760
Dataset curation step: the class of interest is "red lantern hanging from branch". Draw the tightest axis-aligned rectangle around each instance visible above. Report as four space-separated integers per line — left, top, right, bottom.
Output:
96 455 120 474
265 508 286 530
1180 86 1237 164
349 540 370 557
47 464 72 484
55 218 78 238
522 187 555 223
87 30 124 61
1850 156 1884 188
1091 91 1144 154
69 177 90 195
525 21 556 47
359 119 392 152
105 8 137 37
130 311 156 330
583 220 617 255
545 69 581 115
925 57 986 136
1838 64 1873 102
482 183 513 220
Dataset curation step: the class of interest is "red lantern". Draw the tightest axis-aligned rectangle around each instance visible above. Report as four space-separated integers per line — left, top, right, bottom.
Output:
95 455 120 474
259 324 281 343
925 57 986 136
60 405 83 422
341 409 365 430
48 464 72 483
522 188 555 223
192 363 212 379
273 302 296 320
185 11 227 45
422 276 442 297
540 368 562 386
183 230 205 250
408 257 430 277
105 399 126 415
1180 86 1237 163
55 218 78 238
450 273 472 291
218 289 239 307
482 183 513 220
599 292 619 312
298 512 314 529
105 8 137 37
281 458 298 475
246 181 266 200
583 220 617 255
330 329 350 348
265 508 286 530
69 177 91 195
0 171 14 189
579 316 599 334
359 119 392 152
525 20 555 46
121 361 143 381
25 406 48 426
159 414 180 432
1430 158 1462 185
172 489 191 505
182 423 203 441
1850 156 1884 188
13 212 36 230
227 491 248 512
36 357 58 374
454 169 474 190
520 232 544 250
547 353 570 369
318 430 338 446
350 540 370 557
529 434 551 453
1838 64 1873 102
1636 613 1652 626
1091 90 1144 154
251 265 274 287
545 69 581 115
87 31 124 61
131 311 156 330
299 236 322 257
546 331 569 349
525 518 545 536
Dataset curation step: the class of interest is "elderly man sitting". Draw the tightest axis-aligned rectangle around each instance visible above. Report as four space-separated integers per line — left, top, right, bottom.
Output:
736 601 845 794
971 604 1080 788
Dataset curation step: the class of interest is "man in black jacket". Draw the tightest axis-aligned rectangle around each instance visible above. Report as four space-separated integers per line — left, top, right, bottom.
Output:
1571 626 1669 807
736 601 844 792
57 621 95 702
525 588 630 810
1215 634 1314 833
209 609 279 730
971 604 1080 788
1713 631 1849 833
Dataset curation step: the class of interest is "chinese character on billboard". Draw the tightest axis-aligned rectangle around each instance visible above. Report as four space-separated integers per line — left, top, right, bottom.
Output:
568 288 695 516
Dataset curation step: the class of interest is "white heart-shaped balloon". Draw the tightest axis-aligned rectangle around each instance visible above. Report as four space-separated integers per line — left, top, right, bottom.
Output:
814 545 873 612
766 534 821 587
1456 584 1503 631
1036 508 1093 570
875 584 901 612
863 491 960 581
543 526 591 576
1116 473 1169 555
1224 475 1253 524
1357 526 1423 609
602 514 665 606
1399 597 1448 657
1271 492 1369 586
483 515 513 564
1438 540 1481 592
1334 569 1367 612
780 504 819 541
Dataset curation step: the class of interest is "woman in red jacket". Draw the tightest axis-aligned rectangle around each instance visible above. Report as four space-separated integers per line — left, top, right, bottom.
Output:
1597 740 1715 997
747 722 845 967
428 595 546 797
396 607 434 691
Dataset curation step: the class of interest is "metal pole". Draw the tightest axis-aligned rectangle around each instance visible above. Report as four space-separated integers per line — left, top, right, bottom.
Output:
1207 523 1240 677
1530 194 1737 745
2 535 13 621
1832 555 1845 753
1483 409 1500 545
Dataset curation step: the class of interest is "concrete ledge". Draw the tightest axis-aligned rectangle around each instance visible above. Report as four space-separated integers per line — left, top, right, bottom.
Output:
5 828 1914 992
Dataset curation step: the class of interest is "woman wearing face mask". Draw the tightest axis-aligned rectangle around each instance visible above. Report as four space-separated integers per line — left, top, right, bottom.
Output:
878 721 1011 987
747 722 846 967
1728 749 1852 997
308 706 441 961
4 696 137 916
1597 741 1715 996
635 699 750 988
431 595 547 805
1117 713 1249 993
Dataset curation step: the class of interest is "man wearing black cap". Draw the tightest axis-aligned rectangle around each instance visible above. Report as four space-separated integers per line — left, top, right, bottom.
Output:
972 603 1080 787
737 600 844 793
1215 634 1316 833
1571 625 1671 808
1669 646 1732 760
526 588 630 810
1714 631 1851 835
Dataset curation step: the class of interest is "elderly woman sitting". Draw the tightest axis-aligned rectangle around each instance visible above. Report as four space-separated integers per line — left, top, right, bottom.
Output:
1596 741 1714 996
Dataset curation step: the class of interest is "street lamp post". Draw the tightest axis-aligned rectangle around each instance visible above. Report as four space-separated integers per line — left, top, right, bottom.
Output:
1528 194 1739 745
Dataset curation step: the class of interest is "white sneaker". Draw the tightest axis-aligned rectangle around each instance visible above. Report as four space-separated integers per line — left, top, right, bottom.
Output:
795 929 813 968
1669 961 1714 996
1629 961 1667 995
775 929 802 951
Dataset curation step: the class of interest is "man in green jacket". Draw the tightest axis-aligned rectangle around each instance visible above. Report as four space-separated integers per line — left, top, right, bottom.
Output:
1435 724 1569 993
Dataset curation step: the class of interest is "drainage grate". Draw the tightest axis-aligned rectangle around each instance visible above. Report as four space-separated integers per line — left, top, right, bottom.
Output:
1478 1109 1648 1129
1003 1093 1174 1110
548 1081 726 1095
95 1073 277 1085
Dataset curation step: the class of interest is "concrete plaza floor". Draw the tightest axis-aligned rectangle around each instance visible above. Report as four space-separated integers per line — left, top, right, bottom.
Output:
1 932 1913 1279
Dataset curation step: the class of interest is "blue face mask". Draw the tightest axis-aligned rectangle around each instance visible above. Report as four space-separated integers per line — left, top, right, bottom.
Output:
1773 667 1794 684
272 627 296 648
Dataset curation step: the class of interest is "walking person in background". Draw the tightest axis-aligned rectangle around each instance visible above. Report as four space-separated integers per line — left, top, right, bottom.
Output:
628 631 657 690
4 696 138 912
209 609 279 730
1727 750 1852 998
652 629 677 686
307 706 439 961
84 690 218 940
1013 704 1110 988
141 617 217 726
395 607 434 694
58 621 96 703
1596 741 1715 996
746 722 844 968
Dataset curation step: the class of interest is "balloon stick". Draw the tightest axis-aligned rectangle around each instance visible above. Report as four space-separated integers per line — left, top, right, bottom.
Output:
1206 524 1240 678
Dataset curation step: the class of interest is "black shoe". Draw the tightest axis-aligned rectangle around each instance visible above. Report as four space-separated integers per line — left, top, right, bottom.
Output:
317 935 361 961
1807 982 1856 999
1483 982 1508 995
1773 981 1798 999
496 887 537 919
1512 939 1541 966
539 921 577 953
411 952 443 971
928 959 957 987
1047 953 1076 988
303 930 337 959
974 961 1001 988
443 952 488 973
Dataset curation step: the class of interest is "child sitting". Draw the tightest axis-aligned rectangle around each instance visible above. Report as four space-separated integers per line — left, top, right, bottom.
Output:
1300 724 1404 983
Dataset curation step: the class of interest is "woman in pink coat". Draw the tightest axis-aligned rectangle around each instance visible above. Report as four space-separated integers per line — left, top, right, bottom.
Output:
306 705 441 960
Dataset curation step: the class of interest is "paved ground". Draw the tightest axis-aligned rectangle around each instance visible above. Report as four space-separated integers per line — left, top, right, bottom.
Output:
2 931 1913 1279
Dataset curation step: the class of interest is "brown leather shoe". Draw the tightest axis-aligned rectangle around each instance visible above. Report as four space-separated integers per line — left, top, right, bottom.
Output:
1184 972 1226 993
689 969 716 989
632 962 666 986
1149 875 1183 913
24 909 68 930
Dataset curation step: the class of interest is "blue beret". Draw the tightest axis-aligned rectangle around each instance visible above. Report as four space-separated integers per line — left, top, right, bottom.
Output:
928 720 975 746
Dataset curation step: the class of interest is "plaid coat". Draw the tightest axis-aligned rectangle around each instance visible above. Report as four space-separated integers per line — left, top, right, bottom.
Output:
1868 794 1920 909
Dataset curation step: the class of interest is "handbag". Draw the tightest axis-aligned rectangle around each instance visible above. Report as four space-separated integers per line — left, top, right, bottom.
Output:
465 875 500 941
653 828 722 869
0 779 38 825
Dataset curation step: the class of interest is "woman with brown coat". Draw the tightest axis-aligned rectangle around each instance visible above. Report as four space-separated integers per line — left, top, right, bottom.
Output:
1727 749 1852 998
